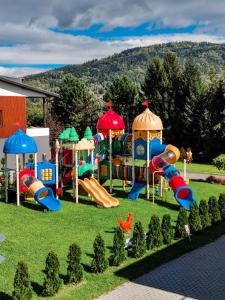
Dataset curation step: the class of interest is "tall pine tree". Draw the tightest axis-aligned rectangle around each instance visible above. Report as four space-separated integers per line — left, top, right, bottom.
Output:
188 203 202 233
175 208 188 239
12 261 32 300
131 222 146 258
146 215 163 250
199 200 211 229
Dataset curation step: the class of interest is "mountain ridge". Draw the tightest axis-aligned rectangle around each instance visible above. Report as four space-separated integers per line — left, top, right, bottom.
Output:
25 41 225 91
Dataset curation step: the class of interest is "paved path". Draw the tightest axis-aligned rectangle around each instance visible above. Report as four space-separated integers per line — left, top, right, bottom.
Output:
96 235 225 300
183 172 225 181
0 234 6 263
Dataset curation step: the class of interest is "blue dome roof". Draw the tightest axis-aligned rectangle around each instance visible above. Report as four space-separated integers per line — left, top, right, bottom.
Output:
3 129 38 154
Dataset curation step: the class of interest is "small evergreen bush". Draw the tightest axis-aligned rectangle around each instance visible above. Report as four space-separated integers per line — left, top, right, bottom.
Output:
174 208 188 239
161 214 173 245
12 261 32 300
111 227 126 266
67 243 83 284
131 222 146 258
188 203 202 233
218 193 225 220
208 196 221 224
199 200 211 229
91 234 108 273
146 215 163 250
42 251 62 297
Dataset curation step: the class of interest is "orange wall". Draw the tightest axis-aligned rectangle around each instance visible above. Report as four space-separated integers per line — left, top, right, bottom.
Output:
0 96 26 138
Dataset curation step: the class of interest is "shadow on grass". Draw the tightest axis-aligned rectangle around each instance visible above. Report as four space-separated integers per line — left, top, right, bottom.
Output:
153 198 179 211
105 227 117 234
0 292 11 300
114 222 225 299
191 179 206 183
22 201 44 212
31 281 43 297
82 263 92 273
59 273 67 284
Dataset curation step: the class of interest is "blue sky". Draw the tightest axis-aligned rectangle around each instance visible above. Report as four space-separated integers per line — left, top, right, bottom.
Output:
0 0 225 77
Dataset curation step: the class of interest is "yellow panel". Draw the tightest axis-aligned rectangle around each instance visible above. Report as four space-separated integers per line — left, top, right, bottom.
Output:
101 165 108 177
150 131 161 140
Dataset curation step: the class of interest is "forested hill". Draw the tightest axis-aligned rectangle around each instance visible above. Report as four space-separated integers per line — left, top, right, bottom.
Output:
25 42 225 90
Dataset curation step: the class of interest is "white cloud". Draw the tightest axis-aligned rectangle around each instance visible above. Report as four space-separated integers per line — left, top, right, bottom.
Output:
0 66 50 77
0 0 225 77
0 31 224 67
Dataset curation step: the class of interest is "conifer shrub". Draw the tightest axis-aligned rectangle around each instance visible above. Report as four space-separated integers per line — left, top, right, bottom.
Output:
199 200 211 229
208 196 221 224
161 214 174 245
67 243 83 284
174 208 188 239
42 251 62 297
91 234 108 273
12 261 32 300
146 215 163 250
188 203 202 233
218 193 225 220
111 227 126 266
131 222 146 258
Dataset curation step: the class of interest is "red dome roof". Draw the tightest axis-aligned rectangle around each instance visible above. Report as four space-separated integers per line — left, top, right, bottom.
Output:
97 108 125 130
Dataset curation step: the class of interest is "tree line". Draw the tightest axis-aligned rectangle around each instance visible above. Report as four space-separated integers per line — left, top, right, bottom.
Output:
29 51 224 162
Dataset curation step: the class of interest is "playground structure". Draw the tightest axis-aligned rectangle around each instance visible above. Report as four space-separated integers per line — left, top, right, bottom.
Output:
2 129 61 211
56 103 196 210
0 102 196 211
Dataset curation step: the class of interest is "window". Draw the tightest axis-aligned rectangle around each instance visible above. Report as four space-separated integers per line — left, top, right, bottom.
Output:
0 111 2 128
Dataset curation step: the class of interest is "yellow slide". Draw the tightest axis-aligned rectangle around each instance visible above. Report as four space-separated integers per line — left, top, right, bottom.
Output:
78 178 119 208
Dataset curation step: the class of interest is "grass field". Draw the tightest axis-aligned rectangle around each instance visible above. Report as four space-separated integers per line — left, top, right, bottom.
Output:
175 161 225 175
0 180 225 300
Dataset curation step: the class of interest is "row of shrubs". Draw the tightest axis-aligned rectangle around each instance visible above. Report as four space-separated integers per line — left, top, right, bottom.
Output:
12 193 225 299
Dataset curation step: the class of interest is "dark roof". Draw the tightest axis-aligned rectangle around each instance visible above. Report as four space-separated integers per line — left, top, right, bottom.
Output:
0 76 59 98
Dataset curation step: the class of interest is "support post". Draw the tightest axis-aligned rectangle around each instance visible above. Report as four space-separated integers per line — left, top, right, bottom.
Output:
152 172 155 205
91 150 94 178
109 129 112 193
184 159 187 181
146 131 150 200
16 154 20 206
55 140 60 199
34 153 37 178
132 132 135 184
72 143 75 199
75 150 79 203
4 153 8 203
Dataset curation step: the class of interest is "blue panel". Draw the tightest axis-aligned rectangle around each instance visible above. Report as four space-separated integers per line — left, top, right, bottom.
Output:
37 162 56 185
150 137 167 159
134 138 147 160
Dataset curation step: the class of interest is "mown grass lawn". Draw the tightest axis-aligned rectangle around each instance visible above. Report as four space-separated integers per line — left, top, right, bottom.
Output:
0 180 225 300
175 161 225 175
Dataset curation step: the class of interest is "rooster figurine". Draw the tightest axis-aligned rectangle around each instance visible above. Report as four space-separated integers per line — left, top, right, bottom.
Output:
118 212 133 233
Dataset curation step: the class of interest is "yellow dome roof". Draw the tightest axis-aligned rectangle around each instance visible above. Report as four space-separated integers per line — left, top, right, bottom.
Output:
132 108 163 131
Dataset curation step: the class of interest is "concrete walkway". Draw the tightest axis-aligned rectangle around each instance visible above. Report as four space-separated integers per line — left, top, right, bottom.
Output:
0 234 6 263
96 235 225 300
183 171 225 181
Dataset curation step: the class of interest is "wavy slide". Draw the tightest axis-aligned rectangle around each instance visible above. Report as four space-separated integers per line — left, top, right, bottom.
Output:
150 144 197 210
78 178 119 208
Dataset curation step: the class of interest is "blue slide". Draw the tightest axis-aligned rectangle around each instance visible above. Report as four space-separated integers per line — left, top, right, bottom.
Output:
128 183 144 200
34 187 61 211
